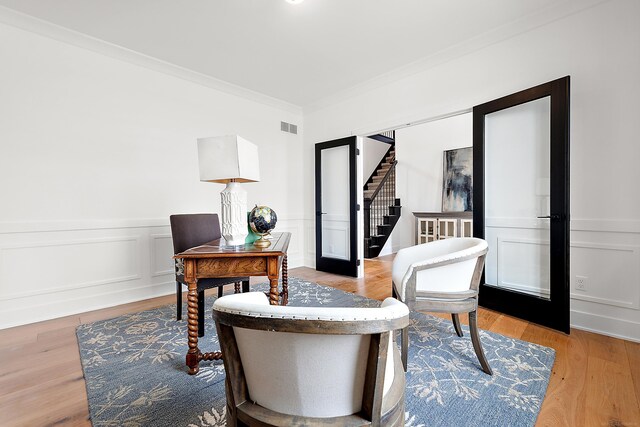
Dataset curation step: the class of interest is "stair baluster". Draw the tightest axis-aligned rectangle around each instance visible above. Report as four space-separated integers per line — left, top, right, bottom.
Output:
364 157 400 258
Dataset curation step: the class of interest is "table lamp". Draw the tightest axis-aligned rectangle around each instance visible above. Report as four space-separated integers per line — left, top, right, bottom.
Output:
197 135 260 245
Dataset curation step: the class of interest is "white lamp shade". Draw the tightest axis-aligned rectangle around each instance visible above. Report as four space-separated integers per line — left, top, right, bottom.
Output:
197 135 260 183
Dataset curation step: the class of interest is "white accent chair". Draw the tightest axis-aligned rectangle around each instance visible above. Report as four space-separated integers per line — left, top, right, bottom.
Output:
392 237 492 375
213 292 410 426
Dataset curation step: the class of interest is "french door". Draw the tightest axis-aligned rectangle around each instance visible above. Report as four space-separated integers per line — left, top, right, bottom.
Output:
473 77 570 333
315 137 359 277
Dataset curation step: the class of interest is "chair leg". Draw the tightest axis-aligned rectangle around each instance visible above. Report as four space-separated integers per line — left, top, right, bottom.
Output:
401 326 408 372
242 279 250 293
198 290 205 338
176 282 182 321
218 286 223 298
469 310 492 375
451 313 464 337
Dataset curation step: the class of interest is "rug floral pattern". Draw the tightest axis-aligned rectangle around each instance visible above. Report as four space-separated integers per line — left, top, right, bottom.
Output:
76 278 555 426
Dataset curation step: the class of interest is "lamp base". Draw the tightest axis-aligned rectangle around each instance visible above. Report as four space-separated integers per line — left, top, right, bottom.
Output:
220 181 248 246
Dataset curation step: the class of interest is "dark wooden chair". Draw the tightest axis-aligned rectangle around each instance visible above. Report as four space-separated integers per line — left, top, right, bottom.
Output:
213 292 409 426
170 213 249 337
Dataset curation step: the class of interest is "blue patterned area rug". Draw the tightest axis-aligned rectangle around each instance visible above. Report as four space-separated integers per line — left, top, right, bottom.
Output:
76 278 555 426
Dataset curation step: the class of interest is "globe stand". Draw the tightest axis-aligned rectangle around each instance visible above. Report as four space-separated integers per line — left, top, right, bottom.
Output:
253 232 271 248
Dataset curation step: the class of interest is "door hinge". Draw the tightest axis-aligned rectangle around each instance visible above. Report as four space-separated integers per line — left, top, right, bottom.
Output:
356 204 361 211
356 148 360 155
357 259 361 266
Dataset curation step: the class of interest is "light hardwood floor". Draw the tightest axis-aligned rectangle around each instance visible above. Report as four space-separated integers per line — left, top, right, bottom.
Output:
1 256 639 426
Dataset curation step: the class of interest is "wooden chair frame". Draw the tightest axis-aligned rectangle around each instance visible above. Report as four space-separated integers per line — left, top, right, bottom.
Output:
213 310 409 427
392 247 492 375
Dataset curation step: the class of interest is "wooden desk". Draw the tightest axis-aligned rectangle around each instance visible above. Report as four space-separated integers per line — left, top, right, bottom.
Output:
175 232 291 374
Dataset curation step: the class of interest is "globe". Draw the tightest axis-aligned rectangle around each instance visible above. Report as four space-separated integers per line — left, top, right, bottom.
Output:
249 205 277 235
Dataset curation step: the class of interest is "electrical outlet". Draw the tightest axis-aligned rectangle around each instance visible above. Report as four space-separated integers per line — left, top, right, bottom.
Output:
575 275 588 292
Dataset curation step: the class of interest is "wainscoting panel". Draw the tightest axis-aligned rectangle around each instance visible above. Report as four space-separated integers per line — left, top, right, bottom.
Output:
0 218 307 329
569 224 640 343
570 242 640 310
150 233 174 277
0 236 142 300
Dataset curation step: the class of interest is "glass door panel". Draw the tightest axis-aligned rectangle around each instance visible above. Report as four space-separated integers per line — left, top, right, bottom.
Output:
320 145 351 260
484 97 551 299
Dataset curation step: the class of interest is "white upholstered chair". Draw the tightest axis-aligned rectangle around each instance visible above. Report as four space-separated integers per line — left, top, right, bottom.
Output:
212 292 410 426
392 237 492 375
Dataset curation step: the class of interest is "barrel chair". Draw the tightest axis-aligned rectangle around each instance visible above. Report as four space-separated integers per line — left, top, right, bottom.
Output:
391 237 492 375
213 291 410 426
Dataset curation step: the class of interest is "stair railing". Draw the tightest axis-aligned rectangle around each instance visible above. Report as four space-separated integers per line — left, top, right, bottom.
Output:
365 144 395 187
364 160 397 239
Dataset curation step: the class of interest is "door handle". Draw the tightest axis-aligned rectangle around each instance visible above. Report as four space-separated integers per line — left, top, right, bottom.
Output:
316 212 328 215
537 214 561 220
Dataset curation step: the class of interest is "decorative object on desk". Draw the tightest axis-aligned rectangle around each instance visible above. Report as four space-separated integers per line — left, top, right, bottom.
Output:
442 146 473 212
77 279 555 427
197 135 260 245
245 212 260 244
249 205 277 248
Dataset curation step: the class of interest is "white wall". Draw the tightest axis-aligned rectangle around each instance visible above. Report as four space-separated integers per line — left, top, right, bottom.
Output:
0 21 304 329
304 0 640 341
392 114 473 252
362 137 390 181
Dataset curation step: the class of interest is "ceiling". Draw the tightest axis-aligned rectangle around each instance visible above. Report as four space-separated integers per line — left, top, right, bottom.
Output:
0 0 593 107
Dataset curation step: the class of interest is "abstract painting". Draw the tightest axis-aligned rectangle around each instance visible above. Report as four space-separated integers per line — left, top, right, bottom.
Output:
442 146 473 212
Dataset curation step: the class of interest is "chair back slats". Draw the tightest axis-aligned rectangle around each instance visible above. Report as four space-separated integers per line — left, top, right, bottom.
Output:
169 213 221 254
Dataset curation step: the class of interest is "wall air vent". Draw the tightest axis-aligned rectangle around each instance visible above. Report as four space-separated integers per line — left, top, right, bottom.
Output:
280 121 298 135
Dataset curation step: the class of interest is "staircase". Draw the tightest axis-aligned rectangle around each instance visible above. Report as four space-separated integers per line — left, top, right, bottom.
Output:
364 143 401 258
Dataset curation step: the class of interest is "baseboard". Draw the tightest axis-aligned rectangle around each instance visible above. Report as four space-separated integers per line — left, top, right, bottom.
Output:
571 309 640 343
0 281 175 330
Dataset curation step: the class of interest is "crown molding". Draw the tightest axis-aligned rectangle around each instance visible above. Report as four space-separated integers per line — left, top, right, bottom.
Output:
303 0 610 114
0 5 303 115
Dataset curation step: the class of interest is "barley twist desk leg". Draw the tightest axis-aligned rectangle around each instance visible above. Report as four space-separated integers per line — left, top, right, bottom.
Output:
269 276 279 305
282 255 288 306
186 284 200 375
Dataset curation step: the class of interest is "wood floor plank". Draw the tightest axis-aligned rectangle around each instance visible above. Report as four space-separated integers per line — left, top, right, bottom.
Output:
626 340 640 409
1 260 639 426
528 326 588 427
488 313 529 340
584 355 640 427
587 329 630 365
0 371 90 427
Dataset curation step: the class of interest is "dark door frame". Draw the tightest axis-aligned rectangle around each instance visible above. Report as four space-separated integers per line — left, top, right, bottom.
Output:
473 76 570 333
315 136 359 277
